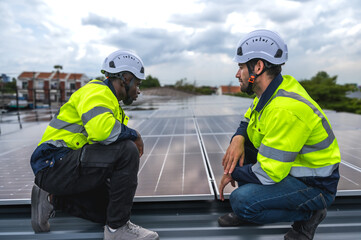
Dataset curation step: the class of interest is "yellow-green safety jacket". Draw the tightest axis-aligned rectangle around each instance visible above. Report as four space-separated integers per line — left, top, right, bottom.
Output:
30 79 137 174
231 74 340 194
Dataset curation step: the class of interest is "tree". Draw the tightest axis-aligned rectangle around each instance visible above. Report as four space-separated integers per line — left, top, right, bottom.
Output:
299 71 361 114
299 71 349 103
54 65 63 71
95 76 106 81
175 78 187 88
1 78 17 93
172 77 215 95
140 75 161 89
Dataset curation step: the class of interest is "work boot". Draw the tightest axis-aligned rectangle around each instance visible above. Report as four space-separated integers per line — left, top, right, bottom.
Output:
218 212 246 227
104 221 159 240
284 208 327 240
31 184 55 233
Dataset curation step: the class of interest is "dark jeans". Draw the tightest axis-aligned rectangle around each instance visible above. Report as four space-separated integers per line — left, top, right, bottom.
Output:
230 139 335 224
35 140 139 229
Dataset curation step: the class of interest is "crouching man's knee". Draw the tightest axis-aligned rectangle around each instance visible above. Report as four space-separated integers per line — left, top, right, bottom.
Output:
113 140 140 171
229 187 259 223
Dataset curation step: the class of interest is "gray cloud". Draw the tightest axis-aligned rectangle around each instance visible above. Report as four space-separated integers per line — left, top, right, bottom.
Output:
169 5 227 28
104 27 188 65
2 0 361 86
82 13 126 29
187 27 236 55
102 24 238 67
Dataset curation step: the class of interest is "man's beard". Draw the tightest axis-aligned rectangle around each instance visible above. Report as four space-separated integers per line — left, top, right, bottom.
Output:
240 81 249 93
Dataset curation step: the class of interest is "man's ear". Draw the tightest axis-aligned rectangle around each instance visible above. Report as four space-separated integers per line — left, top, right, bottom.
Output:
254 60 264 75
122 72 132 84
116 78 125 87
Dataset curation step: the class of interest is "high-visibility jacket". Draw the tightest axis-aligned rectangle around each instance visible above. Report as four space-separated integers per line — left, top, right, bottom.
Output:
39 79 134 149
30 79 137 175
242 75 341 185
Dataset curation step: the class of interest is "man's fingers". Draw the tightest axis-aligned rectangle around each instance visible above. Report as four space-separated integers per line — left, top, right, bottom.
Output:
222 154 227 167
224 156 237 174
219 183 225 201
238 154 244 167
222 149 231 167
229 160 238 174
224 157 232 174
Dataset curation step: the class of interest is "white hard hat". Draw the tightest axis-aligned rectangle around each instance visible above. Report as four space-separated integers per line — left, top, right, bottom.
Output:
101 50 145 80
233 29 288 65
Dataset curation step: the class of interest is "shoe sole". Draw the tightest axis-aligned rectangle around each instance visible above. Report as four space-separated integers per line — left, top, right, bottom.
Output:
31 185 50 233
218 217 243 227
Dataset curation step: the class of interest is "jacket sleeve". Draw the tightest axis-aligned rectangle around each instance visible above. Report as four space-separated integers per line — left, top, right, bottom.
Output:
231 164 262 184
77 89 137 145
231 121 248 141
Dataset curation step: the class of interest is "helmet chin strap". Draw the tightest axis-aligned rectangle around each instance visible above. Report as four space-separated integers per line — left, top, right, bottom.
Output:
245 61 268 95
121 75 136 105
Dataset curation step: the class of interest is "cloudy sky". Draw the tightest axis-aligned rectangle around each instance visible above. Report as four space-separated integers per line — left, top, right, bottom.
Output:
1 0 361 87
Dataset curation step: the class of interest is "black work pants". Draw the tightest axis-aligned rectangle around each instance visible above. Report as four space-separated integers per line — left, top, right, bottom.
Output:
35 140 140 229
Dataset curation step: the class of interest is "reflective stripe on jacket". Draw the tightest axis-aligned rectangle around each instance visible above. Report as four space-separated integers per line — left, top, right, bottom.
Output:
39 79 130 150
244 75 341 184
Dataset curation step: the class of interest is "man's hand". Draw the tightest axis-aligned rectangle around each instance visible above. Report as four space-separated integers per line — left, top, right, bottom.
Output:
134 130 144 157
222 135 245 174
219 174 235 201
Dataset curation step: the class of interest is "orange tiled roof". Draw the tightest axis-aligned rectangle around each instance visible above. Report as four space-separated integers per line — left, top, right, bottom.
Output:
18 72 88 81
18 72 36 78
52 72 68 80
68 73 83 80
37 72 53 79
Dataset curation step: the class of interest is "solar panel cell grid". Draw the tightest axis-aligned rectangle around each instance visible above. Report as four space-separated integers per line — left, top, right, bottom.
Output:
0 95 361 204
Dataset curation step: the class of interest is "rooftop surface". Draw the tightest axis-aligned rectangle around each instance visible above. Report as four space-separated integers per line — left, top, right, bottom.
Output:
0 92 361 239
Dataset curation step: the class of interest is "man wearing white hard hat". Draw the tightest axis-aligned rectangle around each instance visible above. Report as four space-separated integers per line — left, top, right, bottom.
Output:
219 30 341 240
30 50 159 240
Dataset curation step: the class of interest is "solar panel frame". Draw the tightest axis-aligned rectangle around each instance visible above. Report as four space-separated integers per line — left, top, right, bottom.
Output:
1 95 361 205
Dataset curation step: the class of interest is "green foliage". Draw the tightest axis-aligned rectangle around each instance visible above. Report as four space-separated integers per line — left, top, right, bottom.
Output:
195 86 215 95
95 76 106 81
300 72 346 102
175 78 188 88
299 71 360 114
1 78 17 93
174 78 195 92
172 78 215 95
54 65 63 70
140 75 161 89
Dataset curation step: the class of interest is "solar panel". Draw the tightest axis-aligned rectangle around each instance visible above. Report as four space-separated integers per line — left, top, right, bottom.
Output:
0 95 361 205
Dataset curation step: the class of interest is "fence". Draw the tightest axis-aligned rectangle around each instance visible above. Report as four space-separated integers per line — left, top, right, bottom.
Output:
0 108 55 135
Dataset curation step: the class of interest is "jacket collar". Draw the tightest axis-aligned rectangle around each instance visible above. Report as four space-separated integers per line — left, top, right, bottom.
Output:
104 78 117 98
255 74 283 112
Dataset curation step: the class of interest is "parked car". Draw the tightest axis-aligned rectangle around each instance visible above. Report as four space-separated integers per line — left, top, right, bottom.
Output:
7 99 29 109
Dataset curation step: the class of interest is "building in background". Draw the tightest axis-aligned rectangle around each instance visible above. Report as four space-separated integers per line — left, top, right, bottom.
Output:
216 85 241 95
17 71 89 108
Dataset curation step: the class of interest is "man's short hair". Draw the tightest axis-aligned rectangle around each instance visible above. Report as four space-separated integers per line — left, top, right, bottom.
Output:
248 58 283 79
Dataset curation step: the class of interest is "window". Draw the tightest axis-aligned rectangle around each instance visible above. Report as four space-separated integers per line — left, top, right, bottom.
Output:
37 81 44 89
51 82 58 89
22 81 28 89
70 83 76 90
